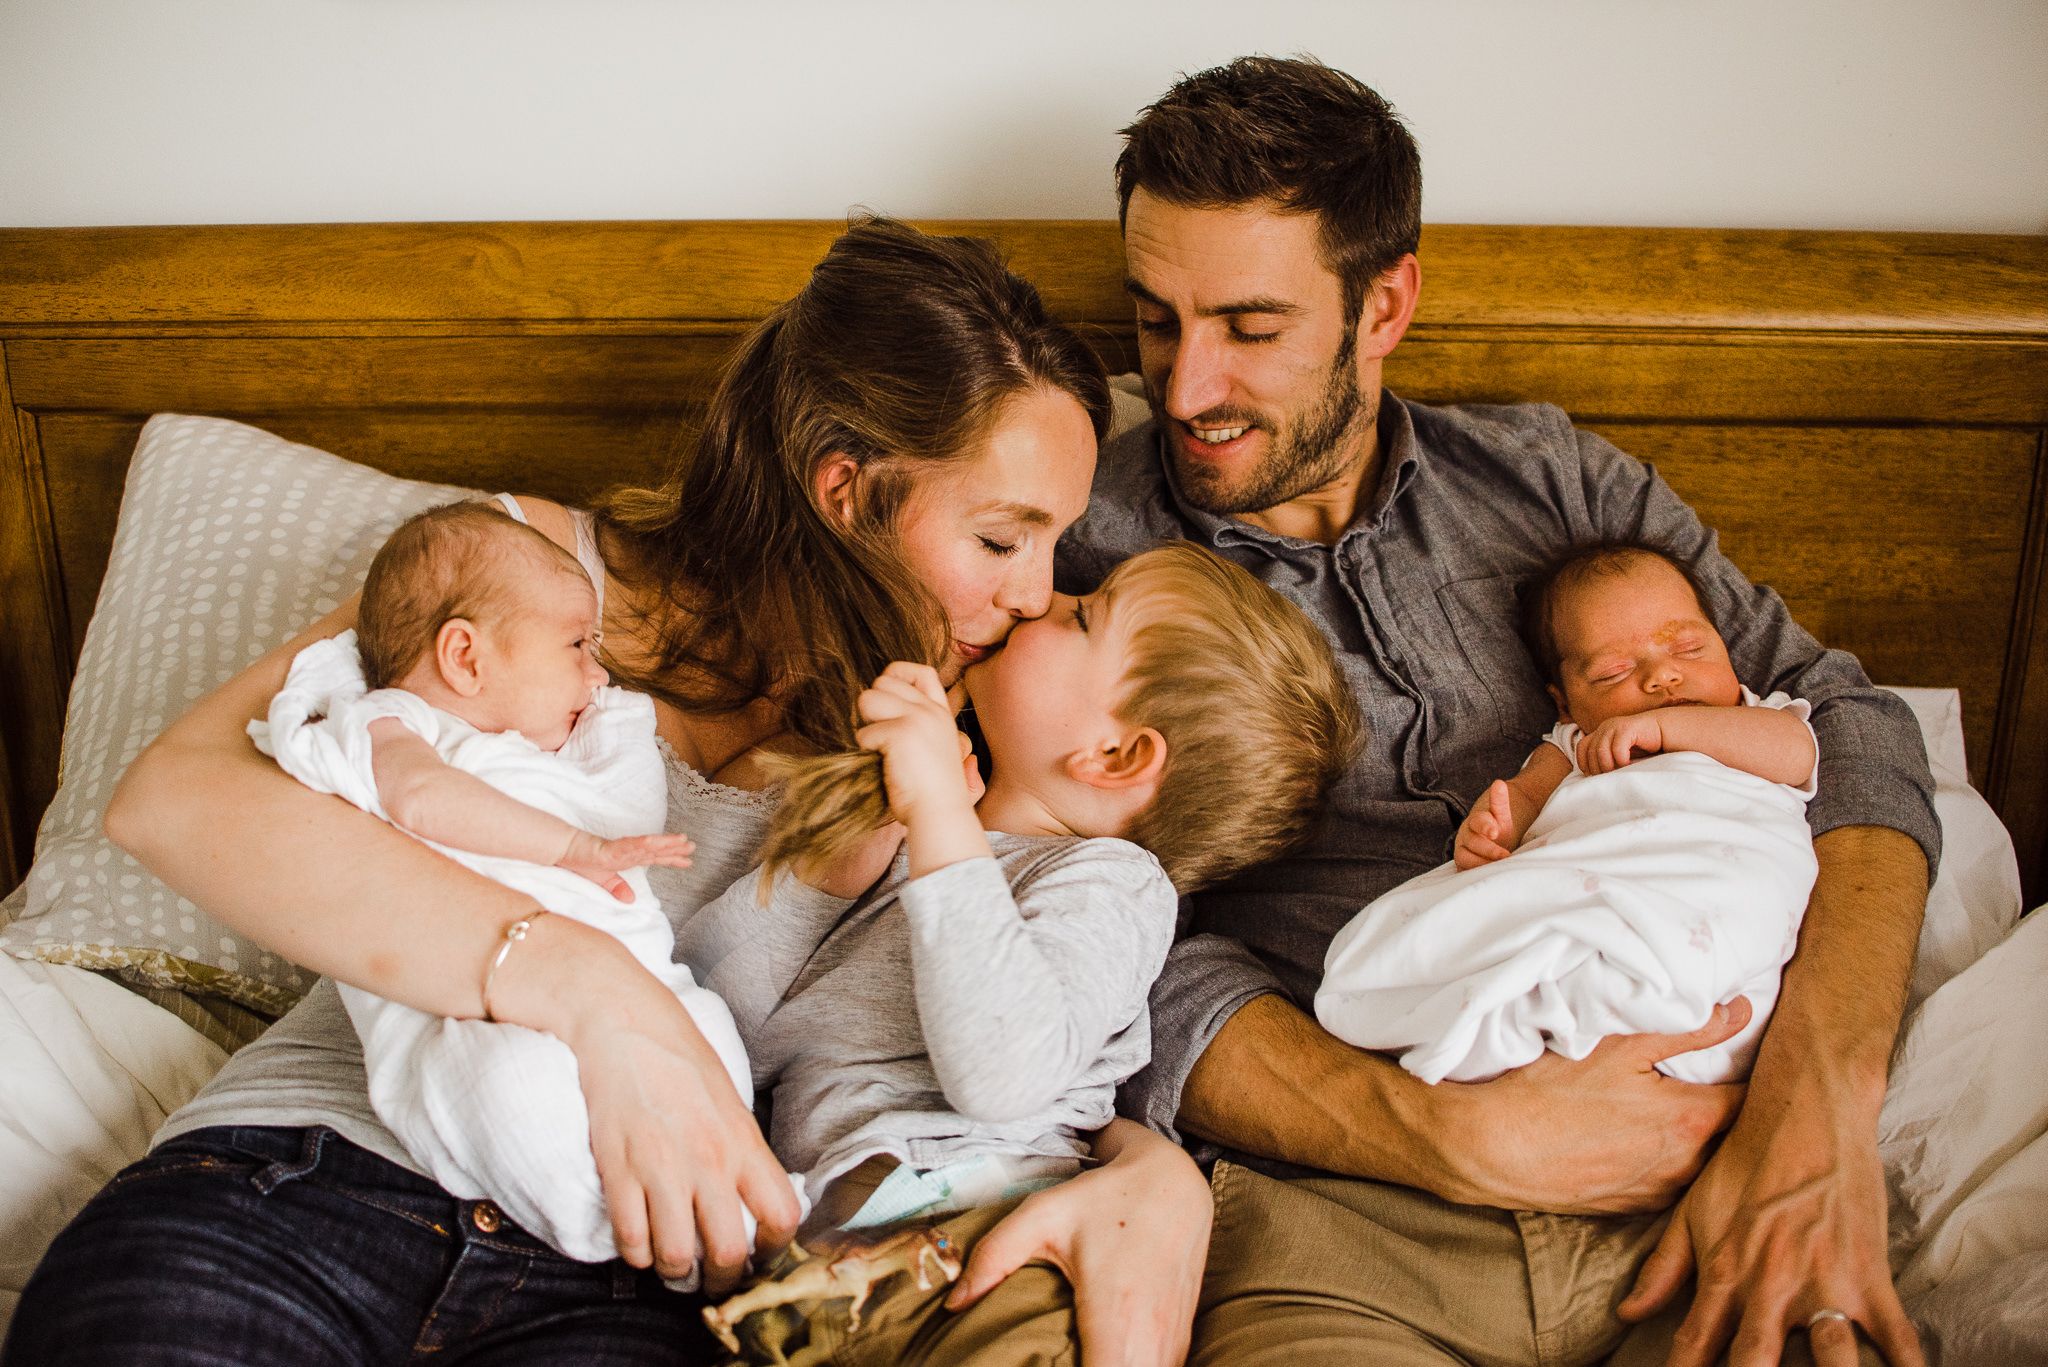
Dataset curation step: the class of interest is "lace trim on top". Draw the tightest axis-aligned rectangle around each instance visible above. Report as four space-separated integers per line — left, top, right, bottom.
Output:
656 734 783 813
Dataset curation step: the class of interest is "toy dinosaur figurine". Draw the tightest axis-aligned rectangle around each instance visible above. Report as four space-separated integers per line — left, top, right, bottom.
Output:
702 1227 964 1360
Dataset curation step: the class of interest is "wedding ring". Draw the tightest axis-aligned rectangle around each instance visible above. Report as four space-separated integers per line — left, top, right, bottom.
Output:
1807 1308 1852 1329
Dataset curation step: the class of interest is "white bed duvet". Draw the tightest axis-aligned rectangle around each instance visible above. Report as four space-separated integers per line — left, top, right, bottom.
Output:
0 950 225 1329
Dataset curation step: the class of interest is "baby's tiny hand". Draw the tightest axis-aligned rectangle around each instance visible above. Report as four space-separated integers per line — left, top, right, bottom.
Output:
560 831 696 902
1577 714 1665 774
1454 780 1517 869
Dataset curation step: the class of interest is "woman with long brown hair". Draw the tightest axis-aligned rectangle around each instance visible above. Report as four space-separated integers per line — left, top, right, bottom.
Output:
9 219 1208 1367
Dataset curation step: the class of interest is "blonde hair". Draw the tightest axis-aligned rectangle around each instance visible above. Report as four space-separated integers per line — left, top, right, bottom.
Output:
356 500 590 691
760 541 1362 895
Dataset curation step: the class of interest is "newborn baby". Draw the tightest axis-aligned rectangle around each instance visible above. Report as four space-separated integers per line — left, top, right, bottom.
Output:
1316 542 1819 1085
252 498 797 1274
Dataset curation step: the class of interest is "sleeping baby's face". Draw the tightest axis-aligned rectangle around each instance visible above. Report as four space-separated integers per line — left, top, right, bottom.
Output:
1547 554 1742 733
471 563 607 751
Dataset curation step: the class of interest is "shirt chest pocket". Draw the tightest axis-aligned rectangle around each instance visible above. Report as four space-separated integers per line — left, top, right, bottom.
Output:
1422 575 1556 747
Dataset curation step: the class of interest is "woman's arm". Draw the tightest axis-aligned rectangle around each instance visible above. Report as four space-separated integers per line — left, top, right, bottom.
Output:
946 1119 1211 1367
105 594 798 1291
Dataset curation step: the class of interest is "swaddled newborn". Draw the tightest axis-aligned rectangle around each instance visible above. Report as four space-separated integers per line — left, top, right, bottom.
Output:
1316 543 1819 1085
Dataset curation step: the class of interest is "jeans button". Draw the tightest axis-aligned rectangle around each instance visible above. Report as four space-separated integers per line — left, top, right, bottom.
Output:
472 1201 501 1234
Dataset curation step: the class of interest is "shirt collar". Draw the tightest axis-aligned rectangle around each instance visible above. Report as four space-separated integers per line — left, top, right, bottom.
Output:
1150 391 1424 555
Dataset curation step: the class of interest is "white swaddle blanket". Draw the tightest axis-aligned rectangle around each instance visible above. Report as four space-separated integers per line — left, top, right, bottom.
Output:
251 631 784 1267
1316 692 1819 1085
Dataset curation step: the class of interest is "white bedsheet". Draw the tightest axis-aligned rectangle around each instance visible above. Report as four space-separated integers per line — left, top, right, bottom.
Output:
0 949 225 1331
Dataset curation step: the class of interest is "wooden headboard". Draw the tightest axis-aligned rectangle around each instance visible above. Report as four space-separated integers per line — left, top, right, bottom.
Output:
3 222 2046 902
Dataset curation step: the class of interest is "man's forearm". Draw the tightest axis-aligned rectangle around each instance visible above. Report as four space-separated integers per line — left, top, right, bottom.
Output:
1178 993 1418 1178
1746 824 1926 1128
1176 991 1743 1214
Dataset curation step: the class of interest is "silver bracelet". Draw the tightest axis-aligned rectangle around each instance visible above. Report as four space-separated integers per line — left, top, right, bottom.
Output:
481 909 551 1023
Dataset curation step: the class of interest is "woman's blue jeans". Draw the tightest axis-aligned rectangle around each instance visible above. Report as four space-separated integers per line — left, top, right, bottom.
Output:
3 1125 723 1366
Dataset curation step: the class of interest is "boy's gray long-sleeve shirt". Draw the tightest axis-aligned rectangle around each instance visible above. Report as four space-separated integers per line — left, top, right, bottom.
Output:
1055 395 1941 1146
676 833 1176 1191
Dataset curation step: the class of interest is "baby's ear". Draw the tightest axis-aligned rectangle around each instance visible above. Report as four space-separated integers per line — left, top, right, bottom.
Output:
435 618 486 697
1546 684 1573 725
1065 726 1167 792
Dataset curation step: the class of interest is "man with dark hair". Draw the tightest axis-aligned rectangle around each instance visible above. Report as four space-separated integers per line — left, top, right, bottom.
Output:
1059 54 1935 1367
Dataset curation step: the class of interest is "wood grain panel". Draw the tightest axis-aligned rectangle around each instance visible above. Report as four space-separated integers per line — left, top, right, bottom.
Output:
1590 423 2038 788
1415 227 2048 334
0 222 845 326
0 354 70 883
5 224 2043 337
8 336 743 411
1388 337 2048 426
1987 432 2048 896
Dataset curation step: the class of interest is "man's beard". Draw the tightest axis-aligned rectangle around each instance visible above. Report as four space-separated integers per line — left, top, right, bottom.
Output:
1162 330 1375 517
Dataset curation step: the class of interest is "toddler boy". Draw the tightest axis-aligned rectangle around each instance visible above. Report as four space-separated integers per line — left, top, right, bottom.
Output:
684 541 1361 1362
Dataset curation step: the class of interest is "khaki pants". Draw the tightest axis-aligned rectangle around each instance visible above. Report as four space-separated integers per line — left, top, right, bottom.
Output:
716 1196 1075 1367
1193 1161 1882 1366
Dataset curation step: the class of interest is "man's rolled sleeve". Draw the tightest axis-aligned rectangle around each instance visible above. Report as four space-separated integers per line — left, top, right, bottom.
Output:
1806 687 1943 870
1116 933 1283 1142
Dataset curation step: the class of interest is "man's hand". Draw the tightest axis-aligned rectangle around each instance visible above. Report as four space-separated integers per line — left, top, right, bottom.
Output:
1455 780 1519 869
1618 825 1928 1367
558 830 696 901
1620 1094 1919 1367
1180 992 1748 1215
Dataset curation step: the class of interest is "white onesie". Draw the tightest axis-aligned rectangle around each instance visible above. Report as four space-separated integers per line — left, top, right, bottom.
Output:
250 630 793 1270
1315 690 1819 1085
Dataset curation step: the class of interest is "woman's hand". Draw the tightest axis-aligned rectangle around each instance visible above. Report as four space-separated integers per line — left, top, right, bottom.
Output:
947 1119 1211 1367
491 912 802 1293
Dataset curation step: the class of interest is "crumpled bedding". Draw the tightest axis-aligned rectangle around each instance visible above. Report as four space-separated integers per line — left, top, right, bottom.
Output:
0 948 225 1330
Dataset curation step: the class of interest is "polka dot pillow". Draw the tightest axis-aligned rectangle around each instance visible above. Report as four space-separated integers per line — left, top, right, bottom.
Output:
0 415 476 1014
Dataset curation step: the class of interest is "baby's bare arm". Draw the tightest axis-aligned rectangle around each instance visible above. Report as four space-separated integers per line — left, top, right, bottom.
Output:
367 719 693 895
1617 705 1815 786
1501 744 1572 836
1455 744 1571 867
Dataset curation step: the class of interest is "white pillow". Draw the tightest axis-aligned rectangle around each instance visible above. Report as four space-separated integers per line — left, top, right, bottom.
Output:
0 415 476 1014
1880 687 2025 1013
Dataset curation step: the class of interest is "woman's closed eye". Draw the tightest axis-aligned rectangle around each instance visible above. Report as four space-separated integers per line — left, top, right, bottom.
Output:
977 534 1020 558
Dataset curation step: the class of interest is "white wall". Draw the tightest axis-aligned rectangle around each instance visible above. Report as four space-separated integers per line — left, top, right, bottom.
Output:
3 0 2044 233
